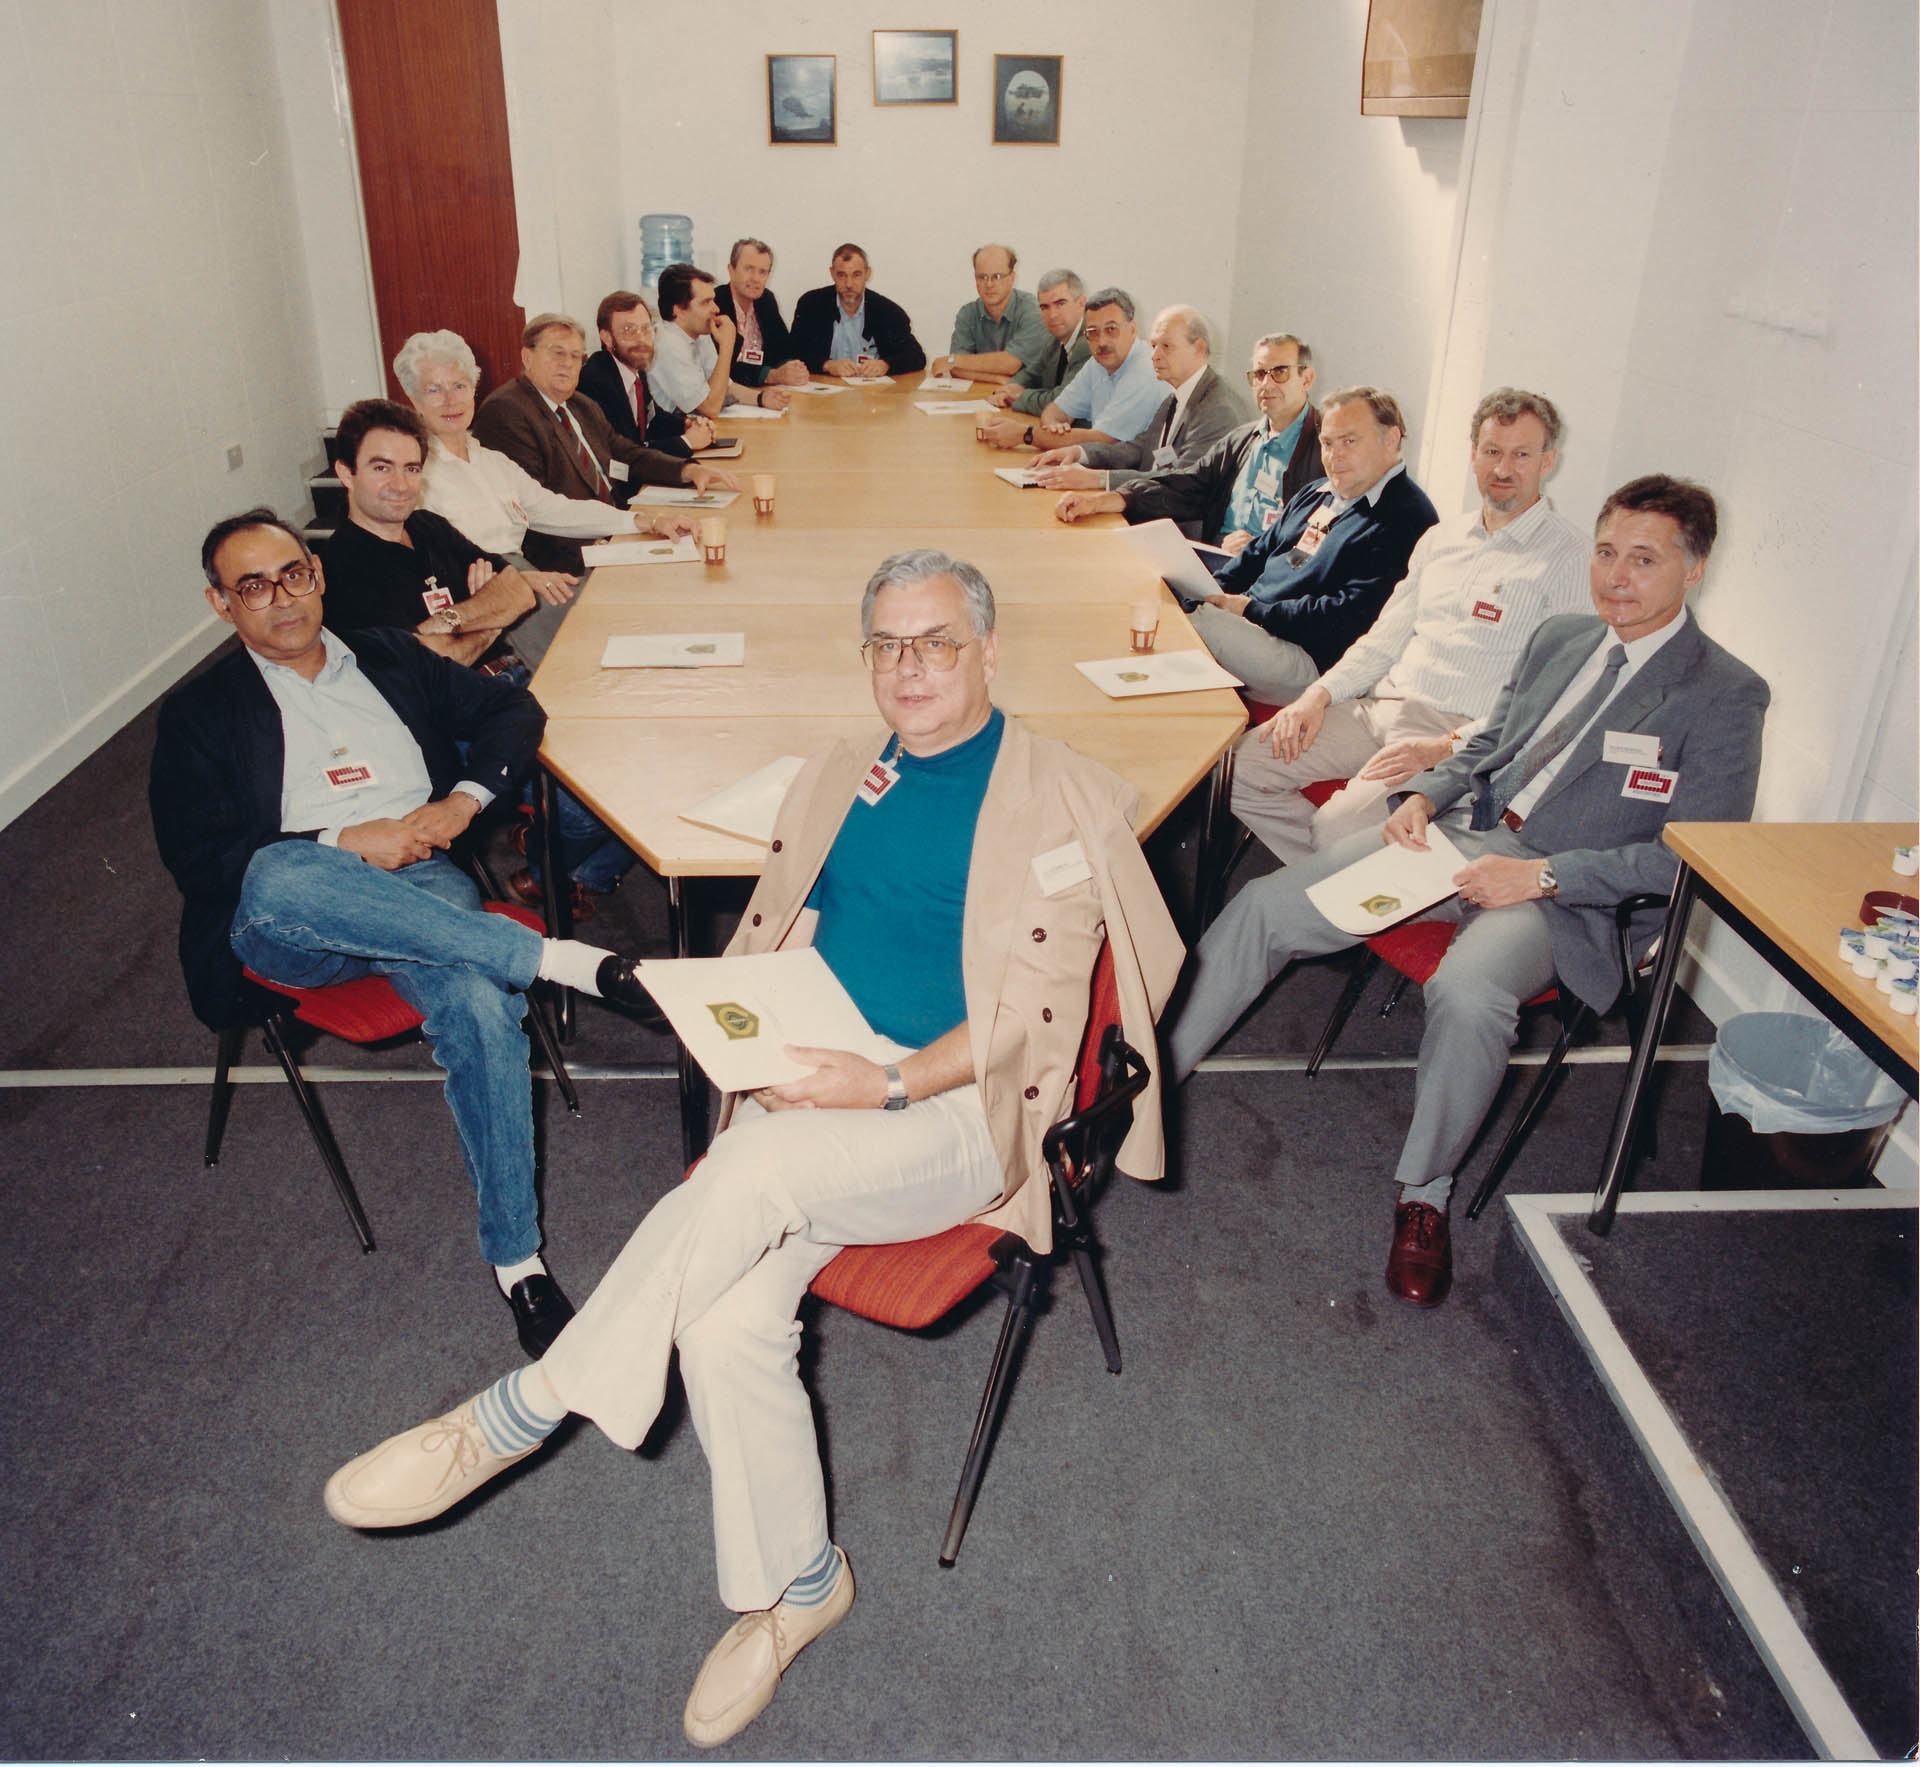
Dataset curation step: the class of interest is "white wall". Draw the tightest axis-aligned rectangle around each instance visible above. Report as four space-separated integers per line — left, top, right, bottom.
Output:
1226 0 1466 455
0 0 337 831
500 0 1260 366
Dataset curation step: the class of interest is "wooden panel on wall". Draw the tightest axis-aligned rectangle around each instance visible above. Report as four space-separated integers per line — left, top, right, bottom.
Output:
1361 0 1482 117
335 0 525 407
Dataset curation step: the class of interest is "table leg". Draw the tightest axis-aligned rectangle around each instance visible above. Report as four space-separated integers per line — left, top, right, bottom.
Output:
1589 861 1697 1235
667 875 711 1163
539 767 574 1039
1194 745 1236 934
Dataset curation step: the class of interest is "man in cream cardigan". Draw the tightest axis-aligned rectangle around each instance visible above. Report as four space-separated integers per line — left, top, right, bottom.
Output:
321 549 1185 1748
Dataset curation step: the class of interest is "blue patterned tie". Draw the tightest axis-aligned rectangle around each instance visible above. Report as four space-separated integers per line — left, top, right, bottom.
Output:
1487 643 1627 819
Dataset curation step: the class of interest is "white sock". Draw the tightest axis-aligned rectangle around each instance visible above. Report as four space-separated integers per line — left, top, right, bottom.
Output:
1399 1174 1454 1211
537 938 616 996
494 1252 548 1296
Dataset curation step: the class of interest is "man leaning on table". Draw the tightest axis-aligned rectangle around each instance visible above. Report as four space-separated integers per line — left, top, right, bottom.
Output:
713 237 811 390
1164 474 1769 1309
320 546 1185 1750
649 262 791 422
929 243 1051 384
790 243 926 378
1234 387 1591 861
1028 305 1249 491
986 287 1162 454
984 267 1090 424
1054 332 1323 546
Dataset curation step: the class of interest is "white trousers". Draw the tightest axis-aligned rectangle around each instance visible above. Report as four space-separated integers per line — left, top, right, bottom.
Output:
1232 695 1467 863
540 1080 1004 1611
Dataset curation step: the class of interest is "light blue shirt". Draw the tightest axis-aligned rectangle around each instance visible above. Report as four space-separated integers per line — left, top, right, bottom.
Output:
249 630 491 845
1053 340 1162 440
1225 403 1311 537
829 297 874 363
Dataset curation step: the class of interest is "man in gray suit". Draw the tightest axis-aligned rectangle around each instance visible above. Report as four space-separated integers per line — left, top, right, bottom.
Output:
1165 474 1769 1307
1026 305 1249 490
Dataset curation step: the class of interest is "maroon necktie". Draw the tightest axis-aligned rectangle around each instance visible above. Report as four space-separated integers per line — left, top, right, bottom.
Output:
555 403 612 500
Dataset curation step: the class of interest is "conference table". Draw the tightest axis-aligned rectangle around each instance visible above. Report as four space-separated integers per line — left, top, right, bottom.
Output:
530 378 1248 1150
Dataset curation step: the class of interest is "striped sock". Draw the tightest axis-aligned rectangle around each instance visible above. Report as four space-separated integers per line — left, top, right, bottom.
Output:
473 1365 567 1457
781 1540 842 1609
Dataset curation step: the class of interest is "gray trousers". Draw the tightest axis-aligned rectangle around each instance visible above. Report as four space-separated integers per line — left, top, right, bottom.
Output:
1165 819 1557 1190
501 550 572 670
1186 601 1321 703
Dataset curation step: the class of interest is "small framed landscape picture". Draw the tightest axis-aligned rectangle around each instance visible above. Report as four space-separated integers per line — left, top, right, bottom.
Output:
992 53 1061 143
873 29 957 105
767 54 836 143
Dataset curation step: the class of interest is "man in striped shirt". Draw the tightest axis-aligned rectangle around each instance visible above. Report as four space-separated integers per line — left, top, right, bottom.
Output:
1232 388 1590 862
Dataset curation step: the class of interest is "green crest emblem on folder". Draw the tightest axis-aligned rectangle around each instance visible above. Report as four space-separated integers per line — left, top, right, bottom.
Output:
1360 894 1401 919
708 1002 760 1040
1117 670 1149 683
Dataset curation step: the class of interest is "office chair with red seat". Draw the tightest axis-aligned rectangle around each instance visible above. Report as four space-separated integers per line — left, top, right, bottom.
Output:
803 941 1150 1565
202 899 579 1254
1302 893 1666 1219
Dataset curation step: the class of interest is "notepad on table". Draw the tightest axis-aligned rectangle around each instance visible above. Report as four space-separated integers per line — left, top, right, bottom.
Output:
600 632 746 668
1075 650 1243 698
915 399 996 416
580 535 699 566
633 486 741 508
918 375 974 392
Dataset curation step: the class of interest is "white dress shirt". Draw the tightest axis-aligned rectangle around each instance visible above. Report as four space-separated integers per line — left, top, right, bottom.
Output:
422 436 632 557
649 322 718 414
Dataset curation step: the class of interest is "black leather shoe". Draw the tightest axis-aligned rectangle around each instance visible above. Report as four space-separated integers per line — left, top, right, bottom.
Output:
506 1273 575 1359
595 956 669 1031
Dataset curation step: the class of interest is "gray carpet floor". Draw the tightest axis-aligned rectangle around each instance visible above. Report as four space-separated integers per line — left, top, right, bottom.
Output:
0 667 1848 1760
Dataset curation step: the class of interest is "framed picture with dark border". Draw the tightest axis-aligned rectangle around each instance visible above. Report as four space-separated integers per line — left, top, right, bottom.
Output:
992 53 1060 143
767 54 836 143
873 30 957 104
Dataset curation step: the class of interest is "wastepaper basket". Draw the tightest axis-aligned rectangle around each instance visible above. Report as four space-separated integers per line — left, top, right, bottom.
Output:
1702 1012 1904 1189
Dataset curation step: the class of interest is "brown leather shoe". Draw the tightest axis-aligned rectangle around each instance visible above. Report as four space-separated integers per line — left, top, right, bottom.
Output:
1385 1202 1451 1307
506 866 596 923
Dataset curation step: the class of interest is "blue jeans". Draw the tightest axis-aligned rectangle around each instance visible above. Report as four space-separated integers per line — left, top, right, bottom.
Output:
230 842 547 1265
529 785 637 895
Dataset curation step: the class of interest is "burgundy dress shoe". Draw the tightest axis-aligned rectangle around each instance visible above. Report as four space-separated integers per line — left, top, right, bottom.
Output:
1385 1201 1451 1307
507 866 596 923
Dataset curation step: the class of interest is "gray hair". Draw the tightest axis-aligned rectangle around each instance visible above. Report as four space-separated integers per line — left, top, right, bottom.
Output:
859 550 996 639
1470 386 1563 451
1321 384 1406 436
1253 332 1313 367
392 330 481 400
1158 305 1210 350
521 311 587 350
729 236 774 268
1084 286 1135 322
1036 268 1084 299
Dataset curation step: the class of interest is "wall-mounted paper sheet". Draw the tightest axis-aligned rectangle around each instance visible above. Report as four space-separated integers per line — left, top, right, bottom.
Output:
679 755 808 844
600 632 746 668
1304 825 1467 935
1075 649 1243 697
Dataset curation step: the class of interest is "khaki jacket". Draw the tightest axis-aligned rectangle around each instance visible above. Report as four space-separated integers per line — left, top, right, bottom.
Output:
718 716 1186 1251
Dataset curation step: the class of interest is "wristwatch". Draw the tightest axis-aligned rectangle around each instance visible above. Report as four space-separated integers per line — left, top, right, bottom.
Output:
1536 860 1559 898
882 1063 910 1110
1023 425 1034 447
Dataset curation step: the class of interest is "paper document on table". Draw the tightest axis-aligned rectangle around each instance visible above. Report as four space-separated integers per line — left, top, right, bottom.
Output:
789 381 848 395
692 440 744 458
1304 826 1467 936
1075 650 1243 698
1119 517 1224 603
840 373 895 386
994 467 1043 488
918 375 974 392
600 632 746 668
633 486 741 508
718 404 783 419
915 399 996 416
678 755 807 845
580 535 699 566
636 948 893 1092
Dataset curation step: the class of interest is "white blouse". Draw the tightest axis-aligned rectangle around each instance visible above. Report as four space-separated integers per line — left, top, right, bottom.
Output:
422 435 634 555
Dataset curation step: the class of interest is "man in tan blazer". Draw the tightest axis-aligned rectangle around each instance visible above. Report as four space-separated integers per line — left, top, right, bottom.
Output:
319 549 1185 1748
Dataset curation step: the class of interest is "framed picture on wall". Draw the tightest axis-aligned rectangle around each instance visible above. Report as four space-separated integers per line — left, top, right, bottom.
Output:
873 30 957 104
767 54 836 143
992 54 1061 144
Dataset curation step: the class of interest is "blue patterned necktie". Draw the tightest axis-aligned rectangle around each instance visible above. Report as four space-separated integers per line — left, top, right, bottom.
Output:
1488 642 1627 818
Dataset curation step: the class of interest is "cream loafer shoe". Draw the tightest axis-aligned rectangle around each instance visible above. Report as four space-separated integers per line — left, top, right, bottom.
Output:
683 1548 855 1747
324 1397 538 1528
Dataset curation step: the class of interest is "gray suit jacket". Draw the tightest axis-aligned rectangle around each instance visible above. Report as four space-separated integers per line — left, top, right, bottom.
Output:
1399 611 1769 1011
1079 365 1251 482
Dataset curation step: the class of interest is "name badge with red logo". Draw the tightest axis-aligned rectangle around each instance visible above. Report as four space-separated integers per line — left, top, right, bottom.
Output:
858 757 901 805
1621 765 1679 803
325 761 378 792
1471 599 1503 623
420 580 454 617
739 342 764 366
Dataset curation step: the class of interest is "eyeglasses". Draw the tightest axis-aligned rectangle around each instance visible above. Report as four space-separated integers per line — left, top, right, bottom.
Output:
222 564 318 611
1246 364 1300 385
860 634 973 672
421 379 474 400
974 270 1013 285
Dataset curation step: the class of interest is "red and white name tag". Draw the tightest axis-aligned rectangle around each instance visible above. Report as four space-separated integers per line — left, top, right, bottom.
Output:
420 581 454 616
325 762 377 791
739 342 764 366
1471 599 1503 623
1621 765 1679 802
858 757 901 805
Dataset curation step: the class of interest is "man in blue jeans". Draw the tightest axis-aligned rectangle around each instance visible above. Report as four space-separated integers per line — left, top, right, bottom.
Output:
150 509 654 1355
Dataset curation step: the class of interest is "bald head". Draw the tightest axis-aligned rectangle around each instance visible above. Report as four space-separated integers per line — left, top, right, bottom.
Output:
1148 305 1210 387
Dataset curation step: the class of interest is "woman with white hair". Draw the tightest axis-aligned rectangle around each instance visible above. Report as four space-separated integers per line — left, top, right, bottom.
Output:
393 329 695 669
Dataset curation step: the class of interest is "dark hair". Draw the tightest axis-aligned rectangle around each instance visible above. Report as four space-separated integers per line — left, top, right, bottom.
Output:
1596 474 1718 562
335 399 428 472
656 262 713 322
1321 384 1406 436
1084 286 1135 322
200 506 310 589
596 289 649 336
1471 387 1563 451
831 242 870 268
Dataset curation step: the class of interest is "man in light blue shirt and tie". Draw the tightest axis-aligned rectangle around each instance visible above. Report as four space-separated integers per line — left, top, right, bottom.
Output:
1015 288 1163 451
